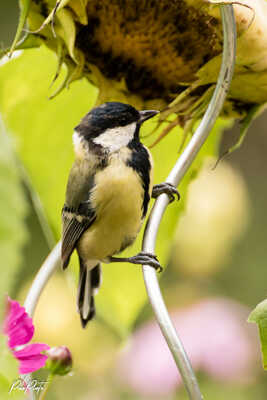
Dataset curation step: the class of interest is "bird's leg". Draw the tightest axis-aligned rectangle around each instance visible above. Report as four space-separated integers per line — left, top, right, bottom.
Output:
152 182 180 203
108 252 163 272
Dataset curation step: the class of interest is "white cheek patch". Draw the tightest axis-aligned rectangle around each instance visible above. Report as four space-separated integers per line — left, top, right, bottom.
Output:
73 130 86 158
93 122 136 152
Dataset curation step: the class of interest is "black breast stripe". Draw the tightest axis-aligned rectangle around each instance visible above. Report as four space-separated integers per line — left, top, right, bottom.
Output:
127 140 151 218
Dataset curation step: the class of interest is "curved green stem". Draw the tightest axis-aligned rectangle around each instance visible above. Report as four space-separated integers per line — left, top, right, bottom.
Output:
39 374 54 400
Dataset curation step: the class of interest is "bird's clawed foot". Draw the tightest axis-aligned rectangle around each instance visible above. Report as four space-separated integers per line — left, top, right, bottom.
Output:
152 182 180 203
109 252 163 272
128 252 163 272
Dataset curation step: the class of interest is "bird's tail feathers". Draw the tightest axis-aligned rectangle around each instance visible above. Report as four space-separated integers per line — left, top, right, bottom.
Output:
77 259 101 328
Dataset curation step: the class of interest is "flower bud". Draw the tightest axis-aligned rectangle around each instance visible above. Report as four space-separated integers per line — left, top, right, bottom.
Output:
45 346 72 376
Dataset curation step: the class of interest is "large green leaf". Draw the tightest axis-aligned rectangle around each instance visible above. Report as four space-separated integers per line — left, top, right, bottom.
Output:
0 126 28 400
0 47 230 335
0 123 28 315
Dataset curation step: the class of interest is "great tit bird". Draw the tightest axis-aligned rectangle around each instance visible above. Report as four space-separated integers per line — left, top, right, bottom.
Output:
61 102 178 327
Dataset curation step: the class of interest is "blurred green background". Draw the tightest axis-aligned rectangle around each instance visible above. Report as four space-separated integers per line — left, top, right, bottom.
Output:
1 3 267 400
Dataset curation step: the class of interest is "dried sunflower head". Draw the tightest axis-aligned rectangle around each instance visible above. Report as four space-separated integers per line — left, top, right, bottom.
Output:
9 0 267 142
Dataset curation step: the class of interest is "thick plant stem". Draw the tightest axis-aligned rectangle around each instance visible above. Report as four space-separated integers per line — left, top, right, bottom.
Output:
142 5 236 400
22 242 61 400
24 241 61 317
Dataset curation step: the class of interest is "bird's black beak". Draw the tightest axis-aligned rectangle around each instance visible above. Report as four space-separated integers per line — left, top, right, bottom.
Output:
139 110 159 123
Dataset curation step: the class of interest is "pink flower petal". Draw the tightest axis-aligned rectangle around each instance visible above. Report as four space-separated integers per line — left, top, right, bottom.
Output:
3 297 34 349
13 343 50 374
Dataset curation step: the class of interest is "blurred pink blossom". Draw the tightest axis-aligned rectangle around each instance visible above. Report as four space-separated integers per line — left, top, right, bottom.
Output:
117 298 259 396
3 296 50 374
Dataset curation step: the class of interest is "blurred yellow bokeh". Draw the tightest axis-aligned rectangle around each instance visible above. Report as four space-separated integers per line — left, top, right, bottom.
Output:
173 158 250 276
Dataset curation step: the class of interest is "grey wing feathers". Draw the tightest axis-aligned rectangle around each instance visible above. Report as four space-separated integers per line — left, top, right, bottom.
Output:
61 160 98 269
61 207 95 269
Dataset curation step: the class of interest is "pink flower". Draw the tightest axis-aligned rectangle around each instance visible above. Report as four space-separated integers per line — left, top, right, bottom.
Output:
3 296 50 374
4 297 34 349
117 298 259 396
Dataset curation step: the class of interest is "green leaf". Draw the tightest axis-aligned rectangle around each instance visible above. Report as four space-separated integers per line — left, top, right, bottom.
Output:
248 299 267 369
0 123 28 318
0 47 231 335
0 122 29 399
0 47 97 232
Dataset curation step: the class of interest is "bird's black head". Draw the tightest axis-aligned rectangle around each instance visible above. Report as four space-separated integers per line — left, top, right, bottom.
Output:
75 102 158 142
